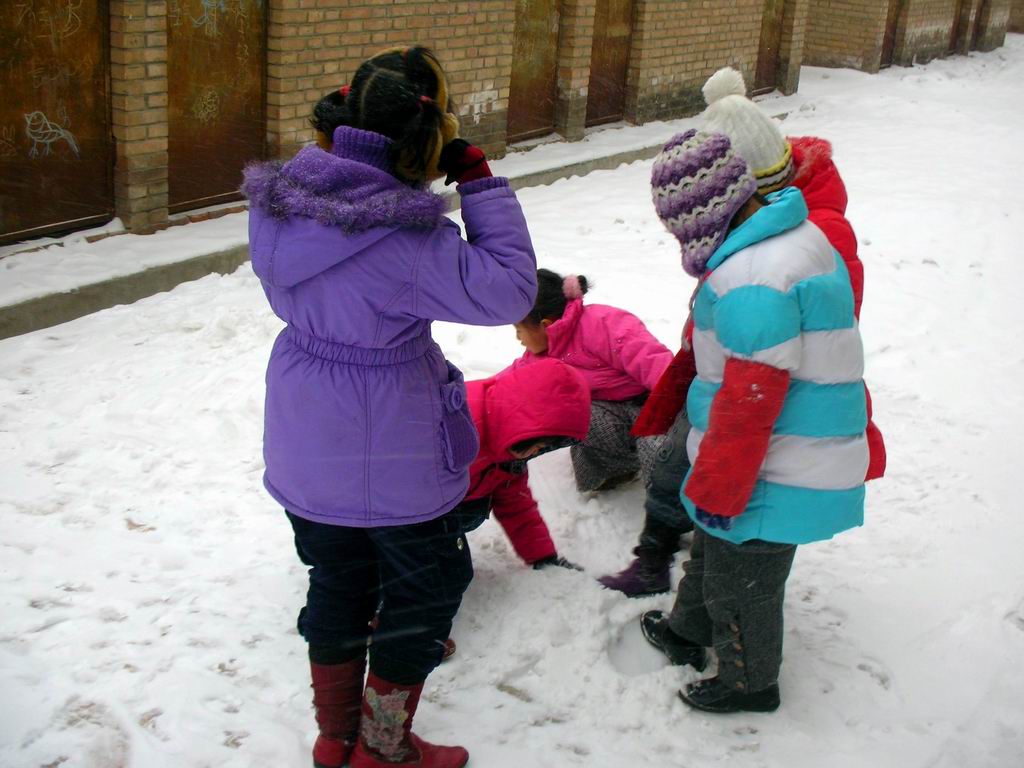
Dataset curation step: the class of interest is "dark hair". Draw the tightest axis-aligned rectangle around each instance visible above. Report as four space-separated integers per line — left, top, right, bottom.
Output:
509 437 547 454
523 268 590 325
509 435 578 454
728 190 772 231
309 47 455 185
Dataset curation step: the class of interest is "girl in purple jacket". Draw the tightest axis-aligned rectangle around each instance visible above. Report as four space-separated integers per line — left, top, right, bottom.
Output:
513 269 673 493
242 47 536 768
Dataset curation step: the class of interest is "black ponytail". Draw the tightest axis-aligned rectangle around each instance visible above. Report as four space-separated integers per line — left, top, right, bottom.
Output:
525 268 590 324
310 46 456 185
309 90 349 137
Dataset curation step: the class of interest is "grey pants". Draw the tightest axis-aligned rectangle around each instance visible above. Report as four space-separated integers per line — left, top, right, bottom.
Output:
571 399 658 492
668 528 796 693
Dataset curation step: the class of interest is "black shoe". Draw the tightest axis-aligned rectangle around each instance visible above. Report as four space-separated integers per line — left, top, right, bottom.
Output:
639 610 707 670
678 677 780 713
532 554 583 571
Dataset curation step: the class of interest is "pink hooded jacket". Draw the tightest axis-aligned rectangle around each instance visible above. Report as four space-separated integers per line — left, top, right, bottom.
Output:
515 299 673 402
464 359 591 564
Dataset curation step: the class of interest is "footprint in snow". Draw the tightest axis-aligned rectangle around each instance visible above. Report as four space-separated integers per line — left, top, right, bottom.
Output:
607 618 670 677
1005 607 1024 632
856 658 893 691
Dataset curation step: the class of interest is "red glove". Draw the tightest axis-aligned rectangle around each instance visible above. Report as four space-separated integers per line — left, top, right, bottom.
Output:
438 139 492 186
631 346 697 437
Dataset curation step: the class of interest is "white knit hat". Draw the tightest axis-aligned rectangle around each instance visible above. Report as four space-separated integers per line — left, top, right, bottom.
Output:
701 67 793 193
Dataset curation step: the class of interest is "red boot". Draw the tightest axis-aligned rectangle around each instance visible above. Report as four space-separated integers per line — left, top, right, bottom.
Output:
441 638 456 662
310 657 367 768
349 672 468 768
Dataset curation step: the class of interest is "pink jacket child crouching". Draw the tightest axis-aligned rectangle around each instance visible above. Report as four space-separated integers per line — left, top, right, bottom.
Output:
512 269 673 492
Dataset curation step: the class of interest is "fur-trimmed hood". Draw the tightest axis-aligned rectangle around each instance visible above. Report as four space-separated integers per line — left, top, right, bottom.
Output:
789 136 848 215
241 129 446 233
241 127 449 288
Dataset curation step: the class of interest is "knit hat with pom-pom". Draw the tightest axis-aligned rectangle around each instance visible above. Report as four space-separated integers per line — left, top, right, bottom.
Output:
701 67 793 193
651 129 757 278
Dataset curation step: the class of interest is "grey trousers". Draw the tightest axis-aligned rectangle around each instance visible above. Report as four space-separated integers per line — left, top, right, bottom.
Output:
668 528 797 693
570 399 658 492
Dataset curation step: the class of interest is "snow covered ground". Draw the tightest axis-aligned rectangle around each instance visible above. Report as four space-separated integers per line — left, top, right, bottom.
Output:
3 37 1024 768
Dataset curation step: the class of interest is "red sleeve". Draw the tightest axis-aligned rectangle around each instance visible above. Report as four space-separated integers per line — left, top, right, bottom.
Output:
490 472 557 564
683 358 789 517
631 346 697 437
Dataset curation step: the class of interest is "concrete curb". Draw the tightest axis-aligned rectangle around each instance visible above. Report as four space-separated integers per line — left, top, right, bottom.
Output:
0 245 250 340
1 142 663 340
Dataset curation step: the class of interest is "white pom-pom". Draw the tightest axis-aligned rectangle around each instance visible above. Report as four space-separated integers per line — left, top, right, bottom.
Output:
702 67 747 106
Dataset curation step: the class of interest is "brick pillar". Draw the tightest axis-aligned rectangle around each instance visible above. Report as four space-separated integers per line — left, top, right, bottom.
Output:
265 1 335 160
555 0 597 141
777 0 810 95
110 1 169 233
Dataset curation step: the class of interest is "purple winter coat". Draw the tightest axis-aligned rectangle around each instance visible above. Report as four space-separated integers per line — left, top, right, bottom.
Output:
242 127 537 528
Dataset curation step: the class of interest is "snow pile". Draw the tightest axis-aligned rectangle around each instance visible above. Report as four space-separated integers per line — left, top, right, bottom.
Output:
2 38 1024 768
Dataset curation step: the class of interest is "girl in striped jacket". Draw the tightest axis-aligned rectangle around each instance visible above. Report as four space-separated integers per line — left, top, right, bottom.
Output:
638 129 868 714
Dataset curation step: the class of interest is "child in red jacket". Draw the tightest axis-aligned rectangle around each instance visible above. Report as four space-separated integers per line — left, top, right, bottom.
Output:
458 357 592 567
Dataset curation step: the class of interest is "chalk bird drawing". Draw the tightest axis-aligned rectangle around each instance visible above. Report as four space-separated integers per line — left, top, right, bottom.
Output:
24 110 80 158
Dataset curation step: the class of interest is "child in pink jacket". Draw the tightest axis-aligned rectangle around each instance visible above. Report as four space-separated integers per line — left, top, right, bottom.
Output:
513 268 673 492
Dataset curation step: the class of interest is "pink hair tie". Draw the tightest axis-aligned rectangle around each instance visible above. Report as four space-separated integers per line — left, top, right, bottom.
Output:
562 275 583 300
339 85 351 97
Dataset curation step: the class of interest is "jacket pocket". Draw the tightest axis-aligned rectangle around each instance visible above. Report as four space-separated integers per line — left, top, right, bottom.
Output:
439 362 480 473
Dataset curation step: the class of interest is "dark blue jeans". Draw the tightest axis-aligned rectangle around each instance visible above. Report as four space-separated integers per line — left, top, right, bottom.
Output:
639 410 694 558
288 510 473 685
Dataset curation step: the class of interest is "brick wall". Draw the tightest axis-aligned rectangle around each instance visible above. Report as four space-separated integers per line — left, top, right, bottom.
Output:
1012 0 1024 31
625 0 767 124
555 0 597 142
974 0 1012 50
893 0 958 64
110 1 169 232
265 0 516 160
805 0 890 72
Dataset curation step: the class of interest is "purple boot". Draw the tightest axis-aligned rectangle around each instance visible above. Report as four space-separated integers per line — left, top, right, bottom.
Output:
598 553 671 597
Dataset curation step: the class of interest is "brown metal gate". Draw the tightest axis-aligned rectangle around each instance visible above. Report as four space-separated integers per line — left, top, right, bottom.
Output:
0 0 113 245
754 0 786 94
881 0 905 67
971 0 990 49
168 0 266 212
586 0 634 126
507 0 560 143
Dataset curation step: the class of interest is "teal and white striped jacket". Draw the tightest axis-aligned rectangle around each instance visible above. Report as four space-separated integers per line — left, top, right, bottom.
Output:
681 187 867 544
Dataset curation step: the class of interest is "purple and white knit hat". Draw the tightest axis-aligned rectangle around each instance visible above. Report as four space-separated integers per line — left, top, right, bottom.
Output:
651 129 757 277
